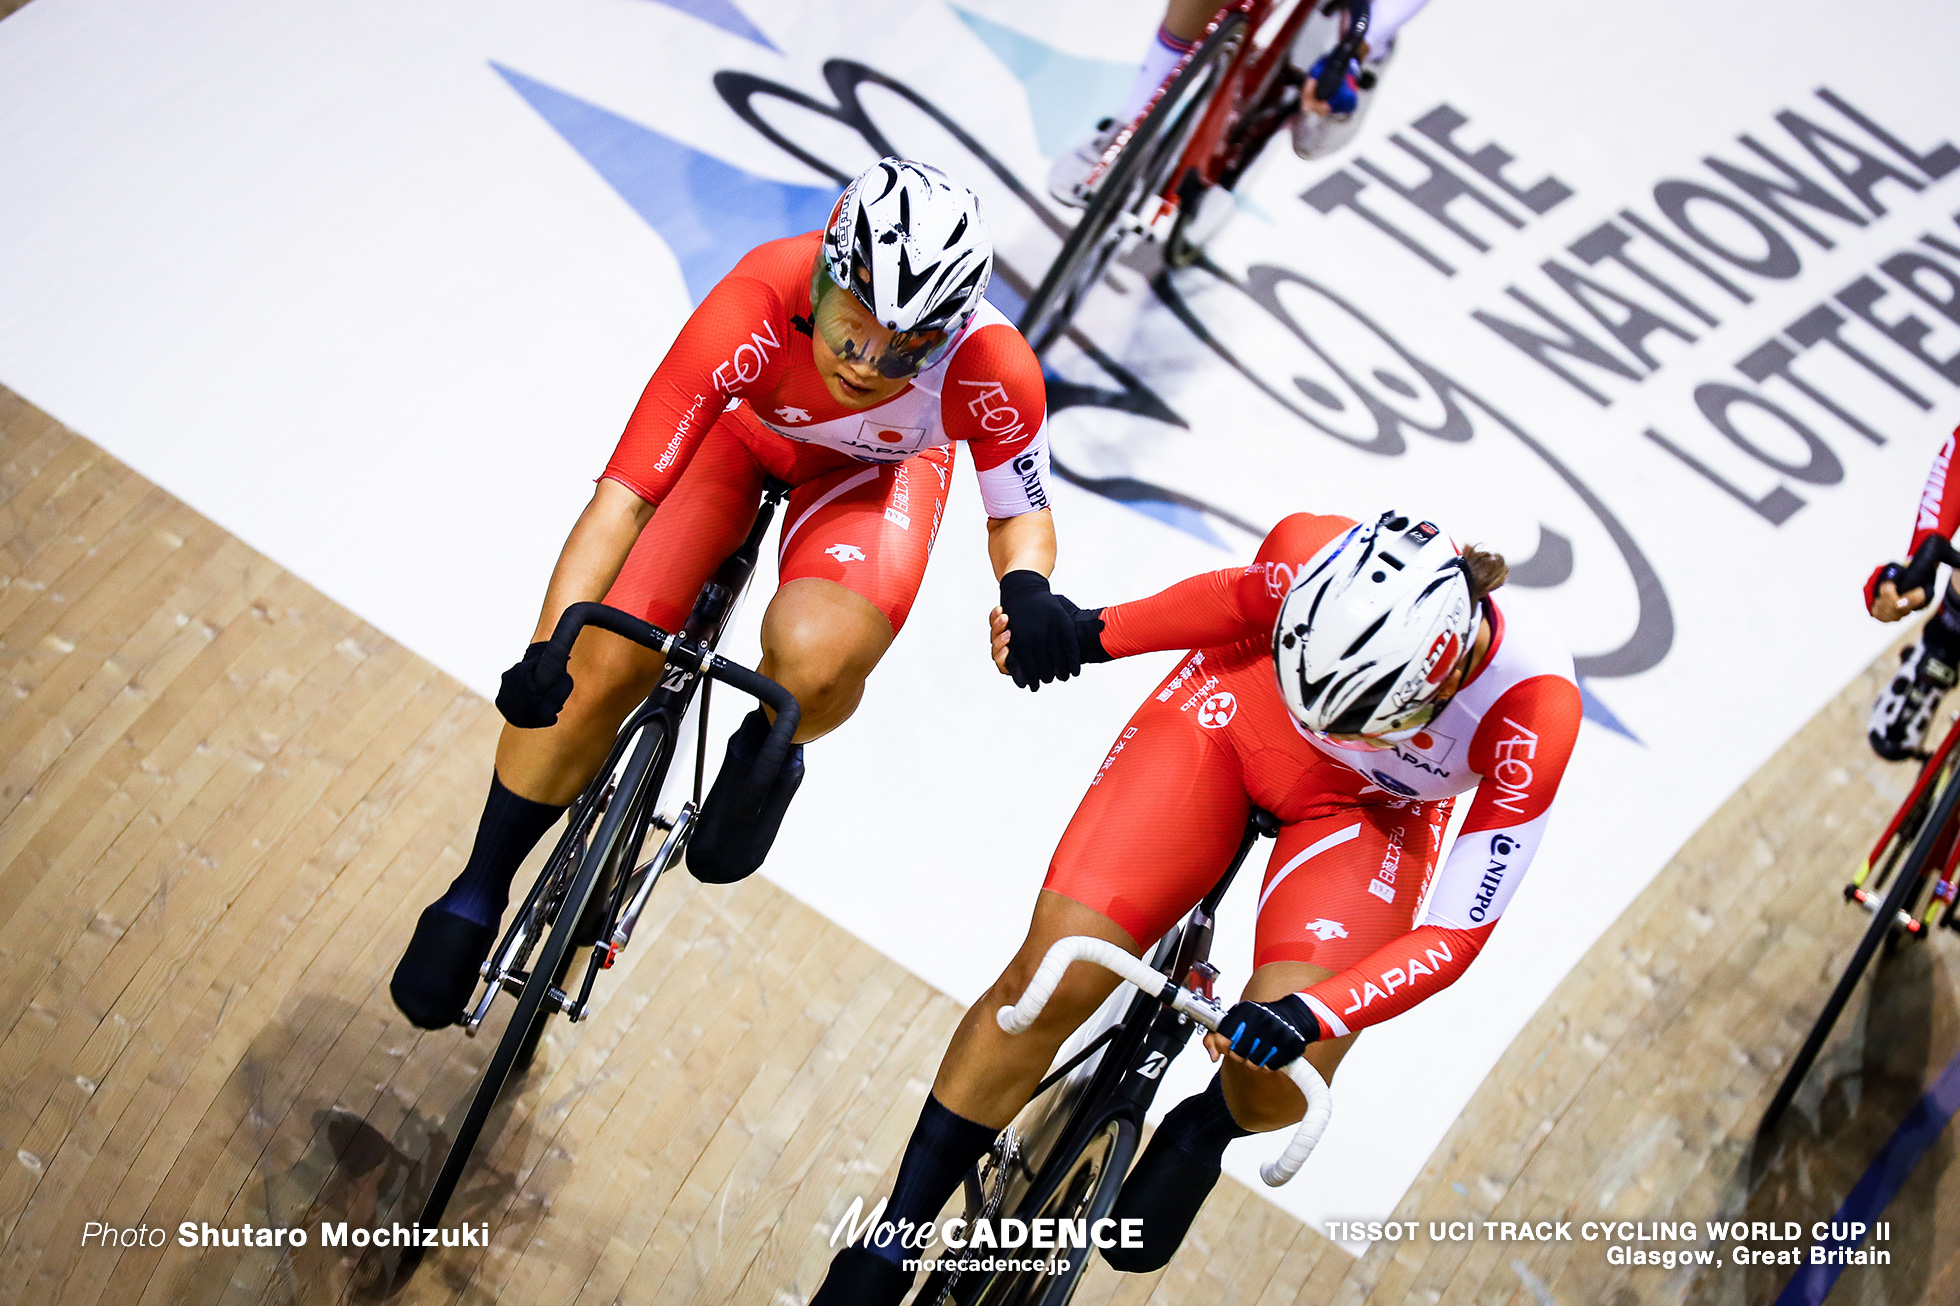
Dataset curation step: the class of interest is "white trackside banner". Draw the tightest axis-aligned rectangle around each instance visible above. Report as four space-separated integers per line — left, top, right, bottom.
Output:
2 0 1957 1245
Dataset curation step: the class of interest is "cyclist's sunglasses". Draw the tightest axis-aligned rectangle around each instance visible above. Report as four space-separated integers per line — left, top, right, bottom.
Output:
809 262 954 380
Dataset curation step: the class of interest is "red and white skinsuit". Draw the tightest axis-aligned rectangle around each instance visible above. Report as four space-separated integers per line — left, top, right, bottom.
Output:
600 232 1051 635
1865 424 1959 609
1046 513 1583 1039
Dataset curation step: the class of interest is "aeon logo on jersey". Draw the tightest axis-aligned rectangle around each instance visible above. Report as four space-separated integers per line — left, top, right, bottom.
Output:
710 319 780 393
1196 692 1237 729
825 543 865 563
957 379 1028 444
1304 918 1348 942
1487 718 1541 815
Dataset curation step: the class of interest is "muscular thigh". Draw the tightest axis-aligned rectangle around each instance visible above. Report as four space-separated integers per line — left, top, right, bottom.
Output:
776 443 954 635
1044 680 1253 949
1251 796 1451 970
605 415 766 631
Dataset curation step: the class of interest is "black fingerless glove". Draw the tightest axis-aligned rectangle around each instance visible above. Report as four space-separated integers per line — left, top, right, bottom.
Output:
999 570 1105 691
496 640 575 728
1219 994 1319 1068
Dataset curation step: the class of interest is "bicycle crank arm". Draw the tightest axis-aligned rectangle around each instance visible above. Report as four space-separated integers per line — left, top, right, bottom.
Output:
608 803 695 961
997 935 1333 1185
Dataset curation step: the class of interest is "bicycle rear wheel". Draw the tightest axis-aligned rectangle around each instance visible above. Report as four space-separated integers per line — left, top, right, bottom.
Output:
1761 748 1960 1130
412 725 668 1233
1018 13 1248 355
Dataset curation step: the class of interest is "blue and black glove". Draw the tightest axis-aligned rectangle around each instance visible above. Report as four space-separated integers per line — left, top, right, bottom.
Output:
999 570 1109 691
1305 54 1362 115
496 640 575 728
1220 994 1321 1067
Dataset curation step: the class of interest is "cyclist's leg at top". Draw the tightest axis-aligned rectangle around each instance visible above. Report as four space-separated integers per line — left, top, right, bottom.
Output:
1871 573 1960 759
1106 791 1447 1269
387 419 769 1029
688 441 956 881
1048 0 1431 203
809 677 1251 1305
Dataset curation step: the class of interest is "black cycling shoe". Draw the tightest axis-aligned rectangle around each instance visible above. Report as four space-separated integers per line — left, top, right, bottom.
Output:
689 708 804 884
808 1245 911 1306
389 905 496 1030
1102 1130 1224 1273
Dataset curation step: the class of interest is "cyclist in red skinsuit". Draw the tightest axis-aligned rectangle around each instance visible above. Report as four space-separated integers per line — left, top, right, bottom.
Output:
389 160 1089 1031
1867 424 1960 759
812 510 1581 1303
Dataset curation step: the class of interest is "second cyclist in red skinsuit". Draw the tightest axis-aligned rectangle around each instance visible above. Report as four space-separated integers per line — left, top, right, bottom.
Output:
811 509 1582 1304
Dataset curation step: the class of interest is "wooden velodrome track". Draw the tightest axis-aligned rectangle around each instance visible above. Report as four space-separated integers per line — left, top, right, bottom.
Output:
1 396 1958 1299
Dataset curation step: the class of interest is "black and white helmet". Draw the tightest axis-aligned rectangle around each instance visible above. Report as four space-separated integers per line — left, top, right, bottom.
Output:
822 158 992 340
1273 511 1477 741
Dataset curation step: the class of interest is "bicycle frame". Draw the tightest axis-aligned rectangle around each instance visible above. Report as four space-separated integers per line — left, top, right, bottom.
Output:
463 483 794 1034
413 483 797 1240
1085 0 1367 237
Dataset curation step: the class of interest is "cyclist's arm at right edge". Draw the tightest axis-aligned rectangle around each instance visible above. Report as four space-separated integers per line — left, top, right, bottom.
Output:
1869 425 1959 621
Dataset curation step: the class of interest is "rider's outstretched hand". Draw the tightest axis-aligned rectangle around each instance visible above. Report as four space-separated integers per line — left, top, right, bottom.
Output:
497 640 575 728
1868 565 1930 622
1211 995 1321 1068
994 571 1108 690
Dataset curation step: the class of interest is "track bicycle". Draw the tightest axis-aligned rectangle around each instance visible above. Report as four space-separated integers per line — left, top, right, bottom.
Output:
1018 0 1372 354
911 808 1333 1305
410 479 801 1236
1761 533 1960 1130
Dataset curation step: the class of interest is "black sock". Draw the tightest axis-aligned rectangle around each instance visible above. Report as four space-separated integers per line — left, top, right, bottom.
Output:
434 772 567 928
1154 1075 1252 1167
867 1095 998 1266
1924 596 1960 670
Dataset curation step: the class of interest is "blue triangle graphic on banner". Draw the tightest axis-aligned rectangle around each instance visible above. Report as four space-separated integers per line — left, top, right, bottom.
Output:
1577 678 1641 743
639 0 778 52
494 64 835 304
950 7 1133 157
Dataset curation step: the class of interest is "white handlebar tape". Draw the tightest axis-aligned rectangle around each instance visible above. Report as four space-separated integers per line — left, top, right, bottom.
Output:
995 935 1333 1186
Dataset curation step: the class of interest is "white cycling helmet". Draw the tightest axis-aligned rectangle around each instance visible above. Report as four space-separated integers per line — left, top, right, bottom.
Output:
1274 511 1477 743
814 158 993 378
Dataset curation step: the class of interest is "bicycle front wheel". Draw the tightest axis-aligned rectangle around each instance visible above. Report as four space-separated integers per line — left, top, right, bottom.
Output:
1018 13 1248 355
1761 747 1960 1130
413 725 668 1234
966 1112 1138 1306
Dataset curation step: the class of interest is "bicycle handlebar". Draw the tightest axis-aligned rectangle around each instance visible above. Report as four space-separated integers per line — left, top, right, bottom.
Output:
1892 534 1960 600
546 600 801 813
1311 0 1371 104
996 935 1333 1186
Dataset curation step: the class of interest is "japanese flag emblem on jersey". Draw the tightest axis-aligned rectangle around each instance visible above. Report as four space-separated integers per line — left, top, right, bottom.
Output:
849 420 927 459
